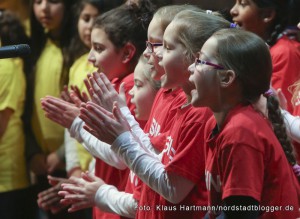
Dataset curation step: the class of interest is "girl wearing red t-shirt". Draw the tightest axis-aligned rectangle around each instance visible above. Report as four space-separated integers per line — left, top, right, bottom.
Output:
230 0 300 114
78 10 233 219
189 28 300 219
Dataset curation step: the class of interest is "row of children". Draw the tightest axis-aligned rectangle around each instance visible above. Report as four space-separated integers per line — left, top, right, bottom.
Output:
1 0 300 219
39 1 300 219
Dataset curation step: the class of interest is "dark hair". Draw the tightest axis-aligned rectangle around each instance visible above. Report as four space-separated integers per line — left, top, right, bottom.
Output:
0 10 31 75
93 1 155 72
253 0 300 45
30 0 77 87
213 28 296 165
69 0 124 64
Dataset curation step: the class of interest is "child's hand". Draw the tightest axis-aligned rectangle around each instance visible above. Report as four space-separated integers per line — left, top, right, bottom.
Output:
41 96 80 129
79 101 130 145
89 72 127 112
59 174 105 212
37 176 69 213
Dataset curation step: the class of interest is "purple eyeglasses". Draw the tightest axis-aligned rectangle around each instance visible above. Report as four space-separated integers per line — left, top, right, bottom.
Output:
195 58 225 70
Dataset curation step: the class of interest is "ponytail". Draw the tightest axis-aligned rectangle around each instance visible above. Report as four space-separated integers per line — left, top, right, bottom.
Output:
266 95 297 165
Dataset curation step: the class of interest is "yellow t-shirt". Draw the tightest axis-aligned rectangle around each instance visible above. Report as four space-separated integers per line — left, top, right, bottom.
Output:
68 53 96 170
31 39 64 154
0 58 29 192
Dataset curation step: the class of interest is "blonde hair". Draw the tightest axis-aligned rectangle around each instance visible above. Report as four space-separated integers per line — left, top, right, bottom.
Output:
170 10 231 64
138 55 161 90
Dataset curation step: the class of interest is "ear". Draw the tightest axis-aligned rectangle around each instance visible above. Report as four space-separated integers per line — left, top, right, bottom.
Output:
122 42 136 64
218 70 237 88
261 8 276 24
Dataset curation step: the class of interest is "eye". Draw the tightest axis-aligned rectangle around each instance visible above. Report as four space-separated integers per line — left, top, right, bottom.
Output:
93 44 104 53
81 14 91 23
134 80 143 88
34 0 42 4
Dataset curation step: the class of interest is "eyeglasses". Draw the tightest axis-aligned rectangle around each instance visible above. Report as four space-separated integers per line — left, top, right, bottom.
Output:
194 58 224 70
146 41 163 53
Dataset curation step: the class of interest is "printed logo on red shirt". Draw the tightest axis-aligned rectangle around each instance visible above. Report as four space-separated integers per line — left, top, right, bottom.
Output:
129 171 139 187
162 136 175 162
149 118 161 137
294 91 300 106
205 170 221 192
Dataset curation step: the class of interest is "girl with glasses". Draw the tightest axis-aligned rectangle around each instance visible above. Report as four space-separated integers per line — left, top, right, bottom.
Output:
189 28 300 219
76 10 233 219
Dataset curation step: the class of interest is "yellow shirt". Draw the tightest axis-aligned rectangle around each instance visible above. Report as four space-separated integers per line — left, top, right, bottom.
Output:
0 58 29 192
68 53 96 170
31 39 64 154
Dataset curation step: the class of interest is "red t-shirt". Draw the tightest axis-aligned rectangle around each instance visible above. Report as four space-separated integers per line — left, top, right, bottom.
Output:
204 104 300 219
271 35 300 113
136 104 212 219
94 73 145 219
143 88 186 151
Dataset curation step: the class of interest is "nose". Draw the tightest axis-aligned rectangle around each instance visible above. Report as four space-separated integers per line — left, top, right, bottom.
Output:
188 63 195 74
88 49 96 63
143 47 151 60
154 46 163 61
40 0 49 12
129 87 134 96
230 3 238 17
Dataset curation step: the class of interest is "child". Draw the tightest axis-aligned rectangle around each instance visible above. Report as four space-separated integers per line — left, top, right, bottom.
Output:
41 2 154 219
189 28 300 218
0 9 36 219
78 10 233 219
230 0 300 113
58 55 161 218
28 0 77 218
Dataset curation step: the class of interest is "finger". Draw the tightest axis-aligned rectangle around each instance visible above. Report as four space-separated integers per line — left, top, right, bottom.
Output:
100 73 116 92
89 77 103 104
70 91 83 107
83 78 94 100
61 185 85 195
82 91 90 102
68 201 92 212
119 82 127 103
93 72 109 94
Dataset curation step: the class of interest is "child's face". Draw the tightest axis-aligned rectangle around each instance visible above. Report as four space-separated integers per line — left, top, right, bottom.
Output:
230 0 268 38
88 28 125 80
33 0 65 32
143 17 164 81
78 3 99 48
129 61 157 120
189 36 220 108
160 22 191 90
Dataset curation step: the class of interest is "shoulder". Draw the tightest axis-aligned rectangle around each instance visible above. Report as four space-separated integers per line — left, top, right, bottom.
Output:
271 36 300 60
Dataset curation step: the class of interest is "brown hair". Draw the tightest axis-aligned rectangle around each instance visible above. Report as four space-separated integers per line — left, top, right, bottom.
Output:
213 28 296 165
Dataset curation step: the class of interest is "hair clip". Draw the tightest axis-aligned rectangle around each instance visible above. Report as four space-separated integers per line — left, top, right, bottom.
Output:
206 10 213 14
293 164 300 177
230 23 238 28
263 88 275 98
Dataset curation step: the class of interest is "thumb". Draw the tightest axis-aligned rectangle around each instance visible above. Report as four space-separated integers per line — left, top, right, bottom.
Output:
81 171 98 182
119 82 127 103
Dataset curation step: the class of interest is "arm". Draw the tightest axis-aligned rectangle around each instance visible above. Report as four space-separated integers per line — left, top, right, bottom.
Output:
95 184 137 218
80 102 195 203
69 117 127 170
64 128 82 175
111 131 195 204
281 109 300 142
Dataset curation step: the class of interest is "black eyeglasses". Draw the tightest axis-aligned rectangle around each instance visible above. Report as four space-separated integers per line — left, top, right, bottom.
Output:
146 41 163 53
195 58 224 70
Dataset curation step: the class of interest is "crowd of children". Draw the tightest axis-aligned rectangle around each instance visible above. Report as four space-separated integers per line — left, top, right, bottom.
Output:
0 0 300 219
